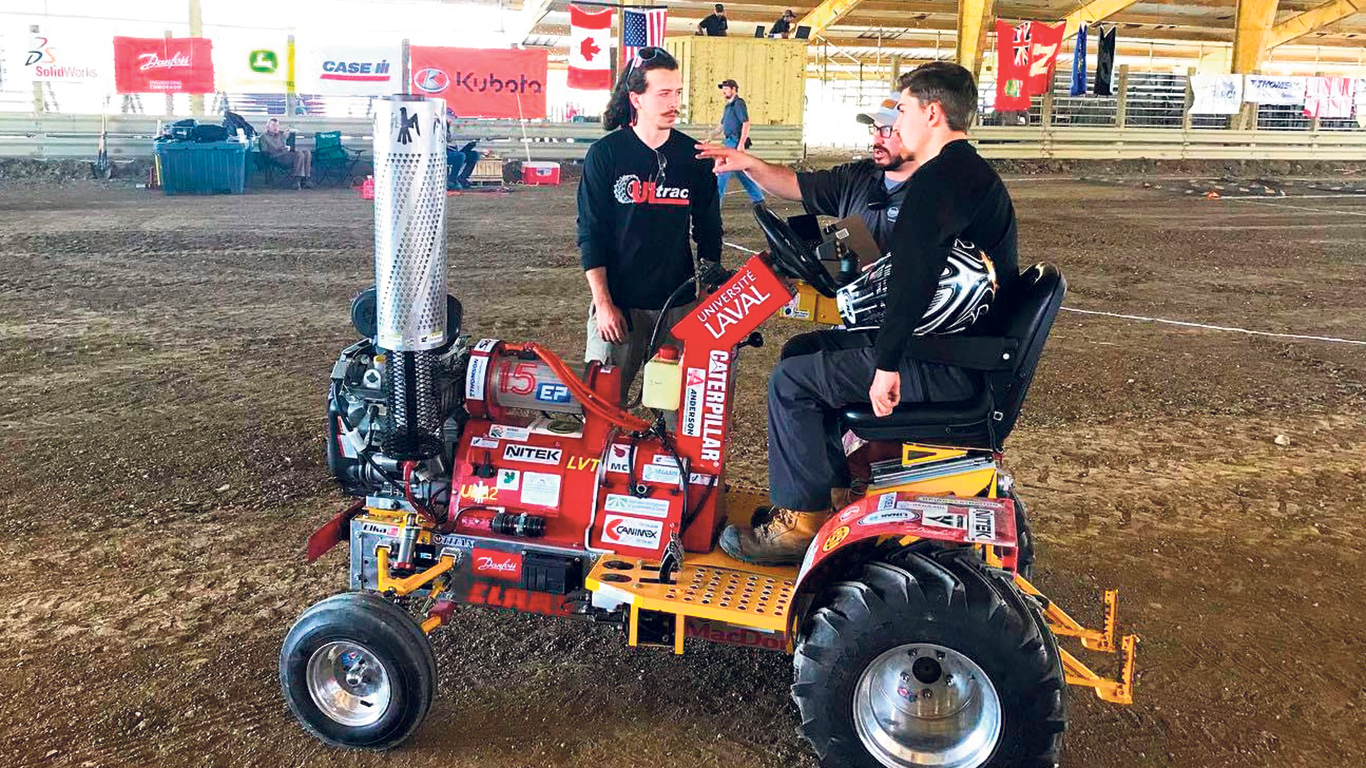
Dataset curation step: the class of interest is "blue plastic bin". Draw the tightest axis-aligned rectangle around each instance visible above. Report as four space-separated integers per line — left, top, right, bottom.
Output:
155 140 247 196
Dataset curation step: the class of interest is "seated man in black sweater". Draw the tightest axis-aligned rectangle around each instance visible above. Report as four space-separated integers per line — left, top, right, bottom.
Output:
576 48 723 400
721 62 1021 565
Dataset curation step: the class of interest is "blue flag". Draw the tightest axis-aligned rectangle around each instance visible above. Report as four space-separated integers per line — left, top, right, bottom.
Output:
1070 25 1088 96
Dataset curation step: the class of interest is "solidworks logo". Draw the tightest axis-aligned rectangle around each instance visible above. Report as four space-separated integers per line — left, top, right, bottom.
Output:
472 548 522 580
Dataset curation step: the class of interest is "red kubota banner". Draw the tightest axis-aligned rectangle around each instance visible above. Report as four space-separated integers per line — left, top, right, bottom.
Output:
408 46 547 119
994 21 1064 111
113 36 215 94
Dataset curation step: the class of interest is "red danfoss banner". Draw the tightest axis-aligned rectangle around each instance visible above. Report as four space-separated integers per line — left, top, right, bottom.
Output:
409 46 547 119
113 36 215 94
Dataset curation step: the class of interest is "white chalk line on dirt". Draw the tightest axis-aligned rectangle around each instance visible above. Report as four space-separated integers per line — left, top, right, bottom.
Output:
721 241 1366 347
1224 197 1366 218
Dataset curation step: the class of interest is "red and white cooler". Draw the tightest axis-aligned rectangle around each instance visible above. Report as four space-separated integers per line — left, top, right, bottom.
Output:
522 161 561 186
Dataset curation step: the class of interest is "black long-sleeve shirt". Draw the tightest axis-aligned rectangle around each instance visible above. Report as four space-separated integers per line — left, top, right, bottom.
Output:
576 128 723 310
876 139 1019 371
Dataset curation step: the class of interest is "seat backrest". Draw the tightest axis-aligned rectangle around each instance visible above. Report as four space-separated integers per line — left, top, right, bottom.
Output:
314 131 342 150
987 263 1066 443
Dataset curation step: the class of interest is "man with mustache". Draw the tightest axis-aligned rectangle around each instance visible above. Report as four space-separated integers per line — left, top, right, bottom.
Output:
697 92 916 253
576 48 723 401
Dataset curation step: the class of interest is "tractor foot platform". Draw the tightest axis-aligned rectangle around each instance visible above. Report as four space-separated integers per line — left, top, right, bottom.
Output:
585 550 798 653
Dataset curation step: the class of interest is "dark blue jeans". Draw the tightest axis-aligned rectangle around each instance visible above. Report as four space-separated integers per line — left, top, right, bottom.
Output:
446 147 478 188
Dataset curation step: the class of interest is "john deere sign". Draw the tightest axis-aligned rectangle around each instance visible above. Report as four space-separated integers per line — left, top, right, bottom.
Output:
249 49 279 74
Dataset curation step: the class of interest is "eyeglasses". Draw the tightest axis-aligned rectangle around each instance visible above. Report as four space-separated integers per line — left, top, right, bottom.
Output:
868 124 895 138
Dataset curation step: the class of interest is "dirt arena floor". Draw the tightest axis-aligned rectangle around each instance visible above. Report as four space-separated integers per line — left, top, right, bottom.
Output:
2 171 1364 768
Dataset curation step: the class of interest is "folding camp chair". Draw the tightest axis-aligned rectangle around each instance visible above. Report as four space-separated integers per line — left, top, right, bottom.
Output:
312 131 363 186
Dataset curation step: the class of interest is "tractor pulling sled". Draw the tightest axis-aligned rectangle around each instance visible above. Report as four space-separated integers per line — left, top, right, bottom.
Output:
280 96 1136 768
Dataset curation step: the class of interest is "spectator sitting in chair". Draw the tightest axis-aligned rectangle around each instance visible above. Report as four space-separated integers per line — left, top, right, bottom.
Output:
769 9 797 38
260 118 313 189
445 118 481 190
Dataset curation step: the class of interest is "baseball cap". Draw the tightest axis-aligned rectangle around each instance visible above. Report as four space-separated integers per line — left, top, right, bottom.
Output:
783 9 796 17
717 79 738 89
856 92 901 127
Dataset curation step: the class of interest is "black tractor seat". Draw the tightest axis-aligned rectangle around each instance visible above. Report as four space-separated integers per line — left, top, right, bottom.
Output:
842 263 1067 452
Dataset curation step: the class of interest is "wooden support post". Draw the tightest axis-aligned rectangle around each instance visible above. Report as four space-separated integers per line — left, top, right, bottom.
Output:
1115 64 1129 127
164 30 175 117
1231 0 1280 76
956 0 994 81
285 35 296 116
890 55 902 90
1182 67 1195 129
1041 87 1054 127
401 39 411 95
189 0 204 116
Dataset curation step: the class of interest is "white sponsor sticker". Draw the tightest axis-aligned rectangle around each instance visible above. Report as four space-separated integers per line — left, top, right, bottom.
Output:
642 463 682 485
496 468 520 491
465 355 488 400
681 367 705 437
921 510 967 530
650 454 674 466
473 338 499 353
967 508 997 542
471 436 499 449
860 509 920 526
604 493 671 519
503 444 563 466
781 294 811 320
877 493 897 511
605 444 632 474
602 514 664 549
520 471 562 508
689 472 715 486
489 424 531 441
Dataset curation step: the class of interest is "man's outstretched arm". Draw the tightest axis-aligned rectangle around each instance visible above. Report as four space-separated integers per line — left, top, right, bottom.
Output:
695 143 801 199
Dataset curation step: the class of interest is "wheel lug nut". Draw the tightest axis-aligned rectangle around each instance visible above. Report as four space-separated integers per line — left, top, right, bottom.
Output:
935 650 946 660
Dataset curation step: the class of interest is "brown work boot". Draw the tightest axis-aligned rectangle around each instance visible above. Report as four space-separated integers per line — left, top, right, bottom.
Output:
720 506 831 566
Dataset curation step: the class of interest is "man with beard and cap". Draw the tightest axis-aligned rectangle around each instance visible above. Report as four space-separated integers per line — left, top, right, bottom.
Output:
696 92 915 253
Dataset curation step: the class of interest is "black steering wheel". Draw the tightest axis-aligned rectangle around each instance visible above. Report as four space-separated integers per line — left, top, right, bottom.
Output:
752 203 839 298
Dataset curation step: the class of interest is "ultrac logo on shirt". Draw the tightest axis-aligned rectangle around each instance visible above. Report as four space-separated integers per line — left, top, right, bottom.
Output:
613 174 690 206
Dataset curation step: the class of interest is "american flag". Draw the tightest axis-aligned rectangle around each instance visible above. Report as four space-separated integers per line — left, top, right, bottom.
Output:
622 8 668 64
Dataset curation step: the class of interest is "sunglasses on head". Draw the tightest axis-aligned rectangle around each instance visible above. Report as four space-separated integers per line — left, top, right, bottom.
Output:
631 47 665 69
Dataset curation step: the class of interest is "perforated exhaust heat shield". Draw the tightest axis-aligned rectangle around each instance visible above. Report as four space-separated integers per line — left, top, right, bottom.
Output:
373 95 448 352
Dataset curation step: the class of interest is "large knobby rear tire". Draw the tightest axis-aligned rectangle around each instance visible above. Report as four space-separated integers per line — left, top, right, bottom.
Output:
792 549 1065 768
279 591 436 750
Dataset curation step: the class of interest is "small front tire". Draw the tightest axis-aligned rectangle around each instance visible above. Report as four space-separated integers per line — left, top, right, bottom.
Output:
279 591 436 750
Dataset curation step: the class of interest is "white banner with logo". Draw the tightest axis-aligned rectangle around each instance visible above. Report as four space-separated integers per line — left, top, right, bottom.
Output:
213 35 289 92
297 43 401 96
2 23 109 84
1243 75 1305 106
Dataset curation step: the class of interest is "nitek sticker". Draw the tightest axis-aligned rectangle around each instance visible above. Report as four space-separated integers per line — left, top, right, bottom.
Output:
465 355 488 400
519 471 561 507
967 508 997 542
496 468 520 491
601 514 663 548
488 424 531 441
822 525 851 552
503 444 562 465
603 493 671 519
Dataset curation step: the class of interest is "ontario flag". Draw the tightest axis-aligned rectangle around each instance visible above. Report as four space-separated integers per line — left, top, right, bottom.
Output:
569 4 613 90
994 20 1064 111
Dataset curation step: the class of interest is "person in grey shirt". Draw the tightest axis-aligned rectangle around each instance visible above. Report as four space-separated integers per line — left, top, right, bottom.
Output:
707 79 764 204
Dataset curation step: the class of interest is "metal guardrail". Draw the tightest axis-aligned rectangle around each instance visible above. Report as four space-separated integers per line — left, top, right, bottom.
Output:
0 115 806 164
971 125 1366 160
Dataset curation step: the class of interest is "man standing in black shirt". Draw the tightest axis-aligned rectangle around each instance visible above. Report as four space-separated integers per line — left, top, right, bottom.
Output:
698 92 916 253
576 48 723 400
697 4 728 36
720 62 1020 565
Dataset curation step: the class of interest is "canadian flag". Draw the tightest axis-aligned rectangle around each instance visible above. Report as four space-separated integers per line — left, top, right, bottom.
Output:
568 4 613 90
